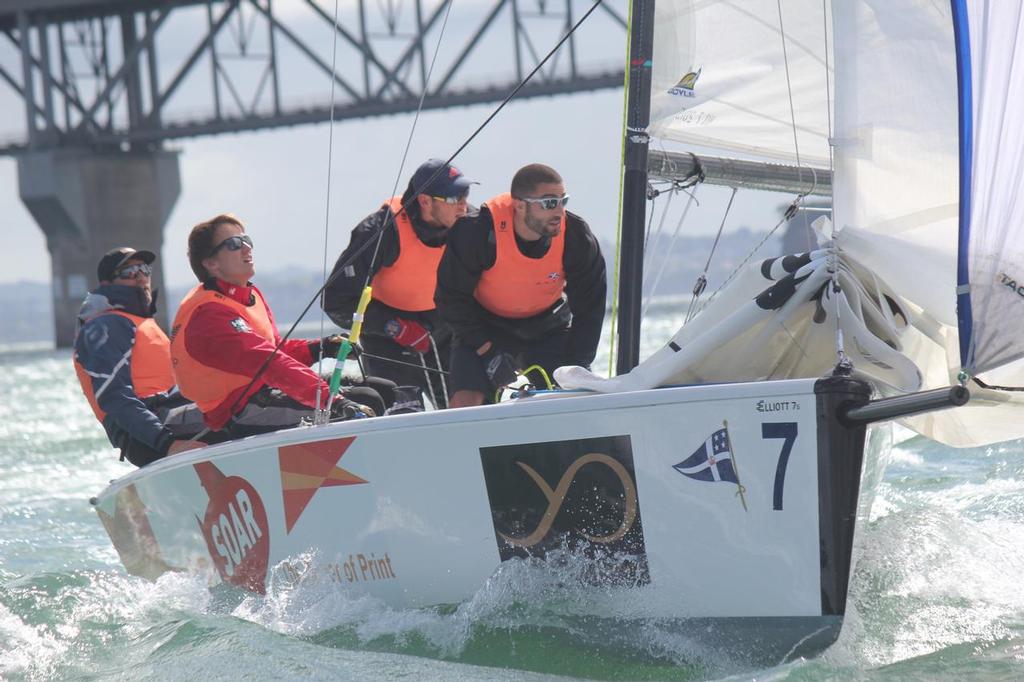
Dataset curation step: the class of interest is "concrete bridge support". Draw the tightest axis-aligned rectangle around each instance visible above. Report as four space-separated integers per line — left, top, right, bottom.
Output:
18 149 180 347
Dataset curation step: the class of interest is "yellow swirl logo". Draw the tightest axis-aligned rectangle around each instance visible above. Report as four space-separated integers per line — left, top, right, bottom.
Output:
499 452 638 548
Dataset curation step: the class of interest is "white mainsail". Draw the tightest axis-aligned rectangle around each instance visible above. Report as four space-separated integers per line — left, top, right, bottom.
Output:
561 0 1024 447
649 0 831 165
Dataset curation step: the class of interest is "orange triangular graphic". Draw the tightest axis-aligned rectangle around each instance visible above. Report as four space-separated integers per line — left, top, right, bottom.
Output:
278 436 365 533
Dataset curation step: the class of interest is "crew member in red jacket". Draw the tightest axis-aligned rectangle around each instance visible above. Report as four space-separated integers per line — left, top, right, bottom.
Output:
170 214 386 438
435 164 606 408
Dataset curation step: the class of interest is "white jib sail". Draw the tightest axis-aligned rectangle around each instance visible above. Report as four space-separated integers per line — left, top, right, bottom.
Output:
830 0 1024 446
962 1 1024 376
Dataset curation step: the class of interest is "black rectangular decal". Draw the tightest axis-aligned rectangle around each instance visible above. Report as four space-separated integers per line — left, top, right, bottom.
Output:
480 435 649 585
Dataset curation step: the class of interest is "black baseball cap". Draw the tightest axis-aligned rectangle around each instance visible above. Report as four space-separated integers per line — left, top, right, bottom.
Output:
409 158 477 198
97 247 156 282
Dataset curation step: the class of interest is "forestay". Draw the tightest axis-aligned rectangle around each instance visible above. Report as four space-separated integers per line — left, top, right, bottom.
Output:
560 0 1024 447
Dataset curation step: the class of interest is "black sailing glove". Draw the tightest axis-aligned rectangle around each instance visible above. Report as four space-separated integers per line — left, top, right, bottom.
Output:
310 334 361 362
482 347 519 390
330 395 375 420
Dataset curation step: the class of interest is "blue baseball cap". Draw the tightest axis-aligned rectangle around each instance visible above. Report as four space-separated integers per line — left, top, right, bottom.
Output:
409 158 476 198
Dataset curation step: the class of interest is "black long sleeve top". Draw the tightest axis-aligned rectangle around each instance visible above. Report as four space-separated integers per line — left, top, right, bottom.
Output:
434 205 607 368
322 194 471 343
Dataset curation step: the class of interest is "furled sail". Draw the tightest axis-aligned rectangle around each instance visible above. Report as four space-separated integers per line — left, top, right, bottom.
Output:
558 228 923 396
561 0 1024 447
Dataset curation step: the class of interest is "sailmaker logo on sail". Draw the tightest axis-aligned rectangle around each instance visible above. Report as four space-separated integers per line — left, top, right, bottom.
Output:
998 272 1024 299
668 67 701 98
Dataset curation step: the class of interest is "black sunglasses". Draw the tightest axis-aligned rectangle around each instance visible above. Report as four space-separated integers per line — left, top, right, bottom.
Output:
113 263 152 280
210 234 253 256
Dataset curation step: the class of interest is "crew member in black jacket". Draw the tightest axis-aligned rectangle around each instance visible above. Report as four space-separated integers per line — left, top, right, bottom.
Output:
323 159 477 409
435 163 606 408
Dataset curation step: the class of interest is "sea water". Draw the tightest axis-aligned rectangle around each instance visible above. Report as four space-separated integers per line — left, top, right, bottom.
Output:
2 334 1023 681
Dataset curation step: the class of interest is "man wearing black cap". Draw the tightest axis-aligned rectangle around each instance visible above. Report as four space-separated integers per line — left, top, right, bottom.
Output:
322 158 477 409
73 247 207 466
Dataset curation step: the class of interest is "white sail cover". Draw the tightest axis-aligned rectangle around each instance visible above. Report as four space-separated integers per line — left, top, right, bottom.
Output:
649 0 832 165
562 0 1024 446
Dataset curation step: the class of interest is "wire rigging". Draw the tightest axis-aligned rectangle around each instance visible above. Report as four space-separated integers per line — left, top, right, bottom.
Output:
220 0 607 423
315 0 344 413
364 0 457 285
641 184 699 321
685 186 736 323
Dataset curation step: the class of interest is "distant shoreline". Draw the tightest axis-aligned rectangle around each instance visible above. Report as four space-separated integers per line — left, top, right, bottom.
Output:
1 229 777 344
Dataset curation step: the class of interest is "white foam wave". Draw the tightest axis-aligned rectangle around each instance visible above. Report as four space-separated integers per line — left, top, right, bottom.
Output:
829 461 1024 668
0 601 68 679
230 547 722 669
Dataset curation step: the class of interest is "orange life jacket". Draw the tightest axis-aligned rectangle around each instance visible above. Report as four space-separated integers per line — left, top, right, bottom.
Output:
169 285 276 414
473 193 566 319
371 197 446 312
73 311 175 423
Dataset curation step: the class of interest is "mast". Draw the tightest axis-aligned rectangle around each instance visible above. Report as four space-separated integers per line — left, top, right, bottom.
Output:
616 0 656 375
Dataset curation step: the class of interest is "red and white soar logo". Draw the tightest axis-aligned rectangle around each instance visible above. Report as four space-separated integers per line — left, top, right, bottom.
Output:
194 461 270 593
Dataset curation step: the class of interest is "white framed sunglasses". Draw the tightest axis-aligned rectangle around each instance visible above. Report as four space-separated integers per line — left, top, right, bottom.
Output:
517 194 570 210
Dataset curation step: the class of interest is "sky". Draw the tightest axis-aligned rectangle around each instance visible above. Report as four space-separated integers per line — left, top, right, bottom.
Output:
0 0 784 290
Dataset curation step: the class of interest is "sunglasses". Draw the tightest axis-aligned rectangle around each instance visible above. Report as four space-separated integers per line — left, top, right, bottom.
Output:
517 194 570 210
431 192 469 205
210 234 253 256
113 263 152 280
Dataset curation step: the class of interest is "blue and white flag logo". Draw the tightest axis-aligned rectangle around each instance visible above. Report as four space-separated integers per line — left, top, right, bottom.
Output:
673 427 737 483
673 424 747 510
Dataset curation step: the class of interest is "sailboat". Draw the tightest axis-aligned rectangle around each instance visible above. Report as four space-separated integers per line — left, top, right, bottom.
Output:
91 0 1024 664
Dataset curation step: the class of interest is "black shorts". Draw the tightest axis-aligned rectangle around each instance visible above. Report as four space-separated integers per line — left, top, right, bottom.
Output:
448 327 569 400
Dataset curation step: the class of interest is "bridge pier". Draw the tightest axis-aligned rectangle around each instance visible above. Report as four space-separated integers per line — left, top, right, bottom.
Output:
17 149 180 347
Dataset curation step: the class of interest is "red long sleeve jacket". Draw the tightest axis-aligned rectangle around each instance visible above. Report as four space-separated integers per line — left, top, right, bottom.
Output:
182 280 328 429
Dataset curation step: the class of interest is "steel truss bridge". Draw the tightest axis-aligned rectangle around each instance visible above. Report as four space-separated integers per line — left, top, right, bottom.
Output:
0 0 627 345
0 0 627 155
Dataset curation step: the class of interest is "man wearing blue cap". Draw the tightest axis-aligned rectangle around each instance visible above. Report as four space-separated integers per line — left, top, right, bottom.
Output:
323 158 477 409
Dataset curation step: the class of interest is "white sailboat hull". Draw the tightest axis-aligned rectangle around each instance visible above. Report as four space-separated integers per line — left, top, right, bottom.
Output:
93 376 878 660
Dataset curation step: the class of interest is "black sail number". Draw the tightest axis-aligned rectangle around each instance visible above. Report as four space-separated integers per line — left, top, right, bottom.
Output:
762 422 798 511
